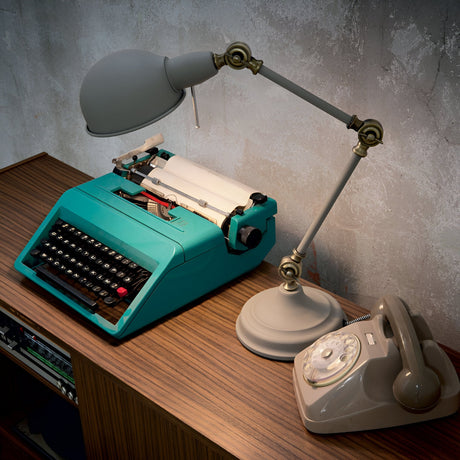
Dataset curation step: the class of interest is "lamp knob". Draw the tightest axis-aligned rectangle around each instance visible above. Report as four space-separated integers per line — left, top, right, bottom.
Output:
214 42 263 75
225 42 253 70
278 253 303 291
353 119 384 157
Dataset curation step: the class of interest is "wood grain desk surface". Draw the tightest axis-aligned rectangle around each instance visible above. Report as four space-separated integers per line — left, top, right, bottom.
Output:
1 153 459 459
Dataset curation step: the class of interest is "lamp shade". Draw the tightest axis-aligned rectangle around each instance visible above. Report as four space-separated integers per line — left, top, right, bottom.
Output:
80 49 218 137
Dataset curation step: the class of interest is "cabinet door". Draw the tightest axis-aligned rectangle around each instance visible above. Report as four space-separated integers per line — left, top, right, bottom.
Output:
72 353 234 460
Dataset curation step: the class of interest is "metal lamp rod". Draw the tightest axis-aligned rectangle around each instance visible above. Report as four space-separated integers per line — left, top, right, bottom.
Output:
258 65 353 126
295 153 361 256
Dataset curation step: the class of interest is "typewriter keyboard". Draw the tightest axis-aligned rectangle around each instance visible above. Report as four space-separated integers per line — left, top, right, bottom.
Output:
29 219 152 325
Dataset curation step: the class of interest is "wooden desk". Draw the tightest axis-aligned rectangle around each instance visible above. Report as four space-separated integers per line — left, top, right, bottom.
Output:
1 153 459 459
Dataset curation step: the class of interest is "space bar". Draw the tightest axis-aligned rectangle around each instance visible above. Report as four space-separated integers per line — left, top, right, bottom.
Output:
35 265 97 311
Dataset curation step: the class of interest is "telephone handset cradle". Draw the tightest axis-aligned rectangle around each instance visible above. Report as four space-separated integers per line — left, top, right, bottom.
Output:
293 295 460 433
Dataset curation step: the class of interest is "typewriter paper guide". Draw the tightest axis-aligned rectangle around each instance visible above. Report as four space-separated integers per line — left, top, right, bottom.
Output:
141 155 258 227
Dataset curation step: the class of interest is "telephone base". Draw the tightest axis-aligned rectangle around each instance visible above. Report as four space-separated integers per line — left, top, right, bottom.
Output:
293 366 460 434
293 311 460 434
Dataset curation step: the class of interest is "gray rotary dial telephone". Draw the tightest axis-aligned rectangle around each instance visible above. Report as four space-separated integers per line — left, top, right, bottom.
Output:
293 295 460 433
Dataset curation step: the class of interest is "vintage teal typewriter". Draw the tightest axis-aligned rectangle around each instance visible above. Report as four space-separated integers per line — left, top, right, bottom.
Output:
15 134 276 338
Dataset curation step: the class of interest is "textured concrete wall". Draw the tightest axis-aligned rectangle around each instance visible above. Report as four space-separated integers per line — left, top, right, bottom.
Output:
1 0 459 350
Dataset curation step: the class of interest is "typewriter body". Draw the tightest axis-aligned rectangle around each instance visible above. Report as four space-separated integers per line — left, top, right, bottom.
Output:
15 135 276 338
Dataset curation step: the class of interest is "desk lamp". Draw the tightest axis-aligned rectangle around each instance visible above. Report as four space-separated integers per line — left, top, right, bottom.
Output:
80 42 383 360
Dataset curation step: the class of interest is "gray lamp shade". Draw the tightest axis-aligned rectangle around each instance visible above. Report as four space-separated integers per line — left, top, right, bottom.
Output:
80 49 218 137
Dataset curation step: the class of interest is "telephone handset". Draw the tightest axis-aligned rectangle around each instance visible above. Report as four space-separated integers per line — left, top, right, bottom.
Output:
293 295 460 433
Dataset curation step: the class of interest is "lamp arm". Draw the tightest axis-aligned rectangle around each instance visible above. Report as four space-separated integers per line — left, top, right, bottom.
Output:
213 43 383 139
293 117 383 258
278 153 362 290
258 65 353 126
296 153 362 255
279 118 383 291
214 42 384 290
214 42 364 130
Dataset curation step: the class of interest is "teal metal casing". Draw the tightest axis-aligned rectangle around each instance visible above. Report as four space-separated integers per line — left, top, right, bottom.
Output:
15 172 276 338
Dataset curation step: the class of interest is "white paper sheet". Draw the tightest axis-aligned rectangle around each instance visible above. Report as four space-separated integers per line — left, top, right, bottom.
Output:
141 155 259 227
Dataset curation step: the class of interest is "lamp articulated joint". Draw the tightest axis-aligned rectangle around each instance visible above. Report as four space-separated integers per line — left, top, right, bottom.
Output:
214 42 263 75
279 249 305 291
352 118 384 158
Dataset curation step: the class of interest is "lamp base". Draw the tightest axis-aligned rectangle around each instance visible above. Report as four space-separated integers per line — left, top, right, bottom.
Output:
236 284 346 361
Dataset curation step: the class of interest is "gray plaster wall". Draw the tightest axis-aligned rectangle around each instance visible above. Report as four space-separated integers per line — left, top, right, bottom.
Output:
1 0 459 350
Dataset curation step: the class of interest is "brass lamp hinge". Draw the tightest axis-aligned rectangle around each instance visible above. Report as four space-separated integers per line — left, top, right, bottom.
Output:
352 119 384 157
214 42 263 75
278 249 305 291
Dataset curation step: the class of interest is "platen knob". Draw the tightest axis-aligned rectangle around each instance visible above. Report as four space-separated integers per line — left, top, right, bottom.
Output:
238 226 262 249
